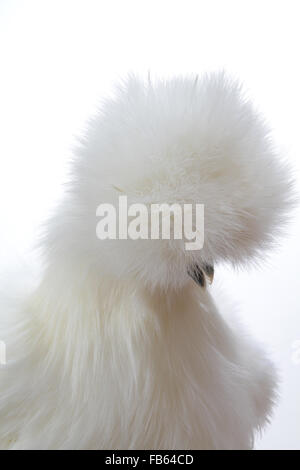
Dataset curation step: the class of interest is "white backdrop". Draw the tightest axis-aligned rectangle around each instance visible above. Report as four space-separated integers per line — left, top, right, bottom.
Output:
0 0 299 449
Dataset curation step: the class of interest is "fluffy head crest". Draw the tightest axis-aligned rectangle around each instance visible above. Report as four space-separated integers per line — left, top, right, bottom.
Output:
49 73 293 289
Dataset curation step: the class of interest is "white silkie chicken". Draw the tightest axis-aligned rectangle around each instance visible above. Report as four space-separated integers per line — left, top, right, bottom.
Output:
0 73 292 449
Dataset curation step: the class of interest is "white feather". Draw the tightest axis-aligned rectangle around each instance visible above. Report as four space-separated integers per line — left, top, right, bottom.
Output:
0 73 292 449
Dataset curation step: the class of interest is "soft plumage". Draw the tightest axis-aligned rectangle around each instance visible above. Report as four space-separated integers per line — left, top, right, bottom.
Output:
0 73 292 449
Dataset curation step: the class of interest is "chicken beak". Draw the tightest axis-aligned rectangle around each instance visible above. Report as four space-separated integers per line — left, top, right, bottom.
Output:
203 264 214 284
187 264 214 288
